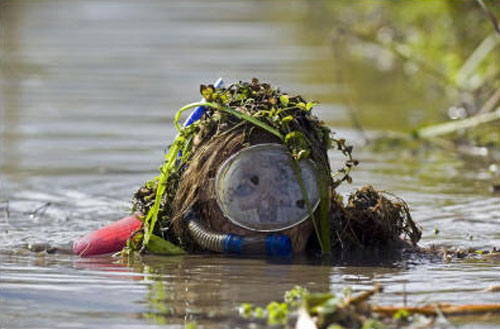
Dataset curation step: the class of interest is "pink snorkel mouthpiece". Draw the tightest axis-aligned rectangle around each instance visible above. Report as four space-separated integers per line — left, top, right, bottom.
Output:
73 215 142 257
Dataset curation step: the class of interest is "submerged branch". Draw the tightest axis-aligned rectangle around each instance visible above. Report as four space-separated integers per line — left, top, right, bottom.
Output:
343 285 382 306
415 108 500 138
373 303 500 317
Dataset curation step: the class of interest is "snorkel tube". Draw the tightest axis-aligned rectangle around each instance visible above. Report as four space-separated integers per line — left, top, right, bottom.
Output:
184 209 292 257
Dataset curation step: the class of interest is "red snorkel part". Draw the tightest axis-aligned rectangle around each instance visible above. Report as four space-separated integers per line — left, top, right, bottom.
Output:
73 215 142 257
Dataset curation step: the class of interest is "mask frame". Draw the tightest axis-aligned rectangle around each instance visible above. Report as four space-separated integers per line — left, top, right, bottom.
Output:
215 143 320 232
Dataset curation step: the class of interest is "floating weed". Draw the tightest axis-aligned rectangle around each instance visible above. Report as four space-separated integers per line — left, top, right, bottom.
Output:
254 306 265 319
267 302 289 325
239 285 387 328
238 303 252 319
240 283 500 328
238 286 309 326
284 285 309 307
392 308 411 321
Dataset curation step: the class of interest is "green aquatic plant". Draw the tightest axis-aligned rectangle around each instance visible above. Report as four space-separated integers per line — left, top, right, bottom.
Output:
267 301 290 325
285 285 310 307
128 79 422 256
238 285 388 328
238 285 310 326
129 78 358 255
392 309 410 321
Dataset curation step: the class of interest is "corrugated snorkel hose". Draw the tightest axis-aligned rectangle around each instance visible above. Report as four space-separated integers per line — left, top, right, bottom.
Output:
184 209 292 257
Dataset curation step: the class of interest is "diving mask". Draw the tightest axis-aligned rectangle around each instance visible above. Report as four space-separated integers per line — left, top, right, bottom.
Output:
215 143 320 232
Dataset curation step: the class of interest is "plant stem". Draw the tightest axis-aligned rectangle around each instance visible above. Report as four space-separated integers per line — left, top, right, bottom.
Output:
415 108 500 138
291 159 324 254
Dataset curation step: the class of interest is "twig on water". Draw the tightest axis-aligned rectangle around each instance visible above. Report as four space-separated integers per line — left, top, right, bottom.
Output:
343 284 382 306
29 202 51 220
0 200 10 219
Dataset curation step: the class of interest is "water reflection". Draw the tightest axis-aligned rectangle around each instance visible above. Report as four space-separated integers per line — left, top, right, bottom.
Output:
134 255 388 327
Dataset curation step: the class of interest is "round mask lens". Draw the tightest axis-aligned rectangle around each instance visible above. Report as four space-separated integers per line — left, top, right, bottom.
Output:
215 144 320 232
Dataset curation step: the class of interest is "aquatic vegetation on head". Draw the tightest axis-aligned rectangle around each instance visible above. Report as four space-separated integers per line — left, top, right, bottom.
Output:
127 78 421 257
128 78 357 255
339 186 421 248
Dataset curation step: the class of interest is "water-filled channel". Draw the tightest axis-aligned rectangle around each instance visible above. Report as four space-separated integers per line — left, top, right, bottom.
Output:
1 1 499 328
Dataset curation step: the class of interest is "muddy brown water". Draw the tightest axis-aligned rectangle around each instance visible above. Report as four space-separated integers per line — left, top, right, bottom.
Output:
1 1 499 328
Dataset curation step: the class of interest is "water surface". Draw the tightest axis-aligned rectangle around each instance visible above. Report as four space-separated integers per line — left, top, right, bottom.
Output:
1 1 499 328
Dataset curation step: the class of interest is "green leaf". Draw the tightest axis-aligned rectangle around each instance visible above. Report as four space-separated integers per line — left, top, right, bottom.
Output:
145 234 186 255
267 302 289 325
239 303 253 318
143 102 220 247
254 307 265 319
219 105 284 141
284 286 309 307
285 131 305 144
200 84 215 102
290 158 324 254
393 308 410 320
296 149 310 160
279 95 289 106
306 101 316 111
281 115 293 124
